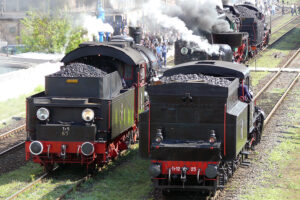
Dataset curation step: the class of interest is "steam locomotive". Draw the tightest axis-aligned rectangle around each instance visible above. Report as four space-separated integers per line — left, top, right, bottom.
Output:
25 28 157 172
139 60 265 194
175 2 270 64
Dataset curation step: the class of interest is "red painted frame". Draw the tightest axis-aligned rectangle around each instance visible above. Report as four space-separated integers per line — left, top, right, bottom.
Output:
153 160 219 175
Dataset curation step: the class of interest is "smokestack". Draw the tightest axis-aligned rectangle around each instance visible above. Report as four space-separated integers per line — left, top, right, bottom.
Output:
129 26 142 44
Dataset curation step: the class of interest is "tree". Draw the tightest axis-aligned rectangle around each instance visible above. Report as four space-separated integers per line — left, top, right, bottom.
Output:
19 11 88 54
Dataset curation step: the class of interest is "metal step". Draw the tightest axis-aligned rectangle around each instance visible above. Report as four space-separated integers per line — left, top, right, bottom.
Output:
240 162 251 167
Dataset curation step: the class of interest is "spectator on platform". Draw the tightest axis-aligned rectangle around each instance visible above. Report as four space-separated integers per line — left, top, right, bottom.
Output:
155 43 163 68
272 4 276 15
162 43 168 67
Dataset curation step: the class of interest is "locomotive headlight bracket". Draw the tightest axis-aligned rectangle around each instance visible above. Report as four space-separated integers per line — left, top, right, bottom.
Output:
209 130 216 144
82 108 94 122
154 129 163 143
36 107 50 121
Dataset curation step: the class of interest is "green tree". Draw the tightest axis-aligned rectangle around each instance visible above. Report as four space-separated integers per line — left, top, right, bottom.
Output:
19 11 88 54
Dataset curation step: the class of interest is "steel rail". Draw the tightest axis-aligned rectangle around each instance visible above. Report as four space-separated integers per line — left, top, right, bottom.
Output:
56 175 91 200
269 23 299 46
0 141 25 157
264 73 300 125
5 167 59 200
272 16 300 35
5 173 48 200
0 124 26 140
254 48 300 101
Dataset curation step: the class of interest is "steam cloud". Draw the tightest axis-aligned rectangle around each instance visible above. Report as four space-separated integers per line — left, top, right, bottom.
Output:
81 14 114 41
137 0 235 54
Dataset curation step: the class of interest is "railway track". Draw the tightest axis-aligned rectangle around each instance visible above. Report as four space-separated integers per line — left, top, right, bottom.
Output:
0 124 25 140
5 167 59 200
3 146 134 200
0 124 26 157
0 141 25 157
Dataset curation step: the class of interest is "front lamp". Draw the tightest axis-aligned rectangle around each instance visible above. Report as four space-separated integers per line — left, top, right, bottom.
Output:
209 130 216 144
181 47 189 55
82 108 94 122
36 107 50 121
155 129 163 143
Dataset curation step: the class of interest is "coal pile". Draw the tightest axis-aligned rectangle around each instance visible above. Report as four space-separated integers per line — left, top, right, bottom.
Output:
235 5 264 45
160 74 232 87
50 63 107 77
235 5 259 19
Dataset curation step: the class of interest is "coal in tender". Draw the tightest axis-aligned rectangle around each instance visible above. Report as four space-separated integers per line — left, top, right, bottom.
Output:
160 73 232 87
50 63 107 77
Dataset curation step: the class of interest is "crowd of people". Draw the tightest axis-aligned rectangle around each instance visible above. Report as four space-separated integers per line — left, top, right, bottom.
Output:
267 0 300 16
140 32 179 69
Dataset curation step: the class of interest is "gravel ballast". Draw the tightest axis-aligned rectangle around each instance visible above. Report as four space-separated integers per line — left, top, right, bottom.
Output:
160 73 232 87
50 63 107 78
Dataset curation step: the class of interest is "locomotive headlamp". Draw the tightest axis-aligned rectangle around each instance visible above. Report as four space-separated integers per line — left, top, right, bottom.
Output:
82 108 94 122
205 164 218 179
36 107 50 121
149 163 161 177
181 47 188 55
155 129 163 143
29 141 43 155
209 130 216 144
81 142 94 156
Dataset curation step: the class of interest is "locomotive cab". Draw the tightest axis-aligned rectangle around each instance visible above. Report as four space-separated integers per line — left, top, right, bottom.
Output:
25 40 158 171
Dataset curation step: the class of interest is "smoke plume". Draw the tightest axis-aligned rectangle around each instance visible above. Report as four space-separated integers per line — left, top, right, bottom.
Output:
80 15 114 41
138 0 235 54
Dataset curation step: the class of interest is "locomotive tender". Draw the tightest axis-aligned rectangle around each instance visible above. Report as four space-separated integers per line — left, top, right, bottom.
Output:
25 30 158 171
139 61 265 193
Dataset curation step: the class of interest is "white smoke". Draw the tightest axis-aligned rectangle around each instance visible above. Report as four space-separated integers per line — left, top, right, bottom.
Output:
81 15 114 41
139 0 234 54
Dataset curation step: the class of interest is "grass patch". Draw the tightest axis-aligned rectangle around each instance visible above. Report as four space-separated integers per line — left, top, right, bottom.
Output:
15 165 88 200
0 85 44 121
250 71 270 87
270 88 285 94
65 147 152 200
0 162 43 199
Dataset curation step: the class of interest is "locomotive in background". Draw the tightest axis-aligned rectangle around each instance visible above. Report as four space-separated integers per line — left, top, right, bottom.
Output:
175 2 271 65
139 61 265 194
25 27 157 171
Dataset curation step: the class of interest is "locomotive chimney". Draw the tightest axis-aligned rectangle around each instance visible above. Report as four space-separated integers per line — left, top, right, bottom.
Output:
129 26 142 44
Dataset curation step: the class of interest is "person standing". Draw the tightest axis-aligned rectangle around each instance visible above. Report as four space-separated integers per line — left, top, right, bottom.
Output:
155 43 162 69
162 43 168 67
272 4 276 15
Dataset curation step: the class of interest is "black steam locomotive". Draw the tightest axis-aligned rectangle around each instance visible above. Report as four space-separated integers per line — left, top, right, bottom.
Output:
25 29 158 171
139 60 265 194
175 2 270 64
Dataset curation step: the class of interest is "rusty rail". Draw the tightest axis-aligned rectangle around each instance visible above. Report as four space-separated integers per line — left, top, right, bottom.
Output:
0 124 26 140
